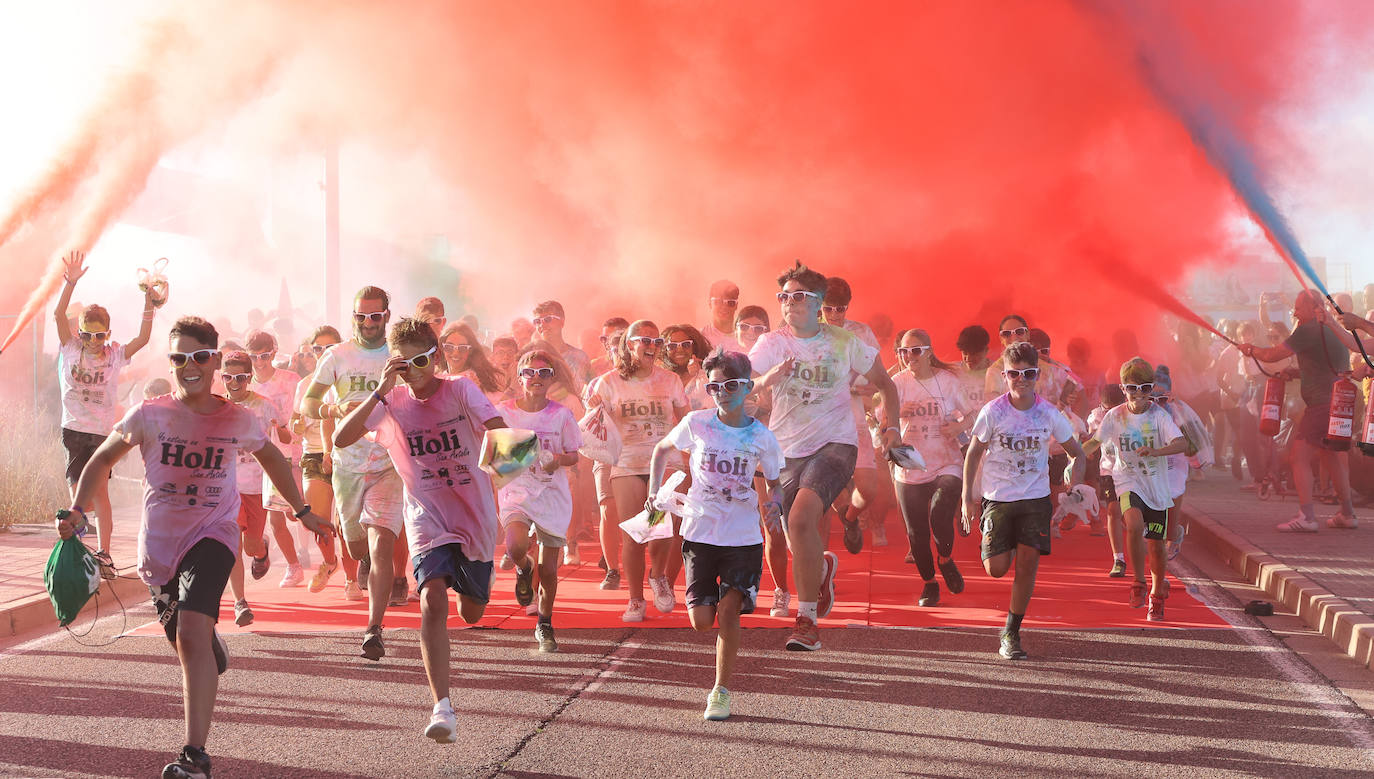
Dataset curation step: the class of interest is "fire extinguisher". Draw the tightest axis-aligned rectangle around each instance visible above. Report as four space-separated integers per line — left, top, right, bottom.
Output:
1324 374 1357 452
1259 375 1284 437
1360 380 1374 456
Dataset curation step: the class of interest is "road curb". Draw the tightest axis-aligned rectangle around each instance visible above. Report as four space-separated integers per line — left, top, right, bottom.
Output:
1 574 148 639
1184 506 1374 670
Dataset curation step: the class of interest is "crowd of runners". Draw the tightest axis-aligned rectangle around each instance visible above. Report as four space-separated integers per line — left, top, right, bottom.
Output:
48 250 1374 777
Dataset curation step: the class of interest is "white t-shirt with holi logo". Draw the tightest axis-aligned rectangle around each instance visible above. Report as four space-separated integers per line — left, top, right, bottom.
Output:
365 376 504 562
955 362 995 413
253 368 301 460
1093 403 1183 511
701 323 743 354
114 395 267 585
971 393 1076 502
665 410 784 547
230 392 279 495
894 370 976 484
749 324 878 459
588 367 689 478
57 340 131 435
314 340 394 473
495 399 583 538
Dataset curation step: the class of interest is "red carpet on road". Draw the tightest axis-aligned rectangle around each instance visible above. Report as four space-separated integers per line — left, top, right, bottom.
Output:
129 519 1227 637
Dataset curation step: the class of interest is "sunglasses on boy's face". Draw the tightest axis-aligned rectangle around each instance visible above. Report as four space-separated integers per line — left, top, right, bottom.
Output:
353 310 388 323
999 327 1029 339
737 323 768 335
629 336 665 348
822 304 848 315
710 297 739 308
401 347 438 370
705 378 751 395
78 330 109 342
896 345 930 358
222 372 251 384
1150 394 1170 404
310 343 336 355
1121 382 1154 394
1003 368 1039 381
519 367 555 379
532 315 562 327
250 351 275 362
168 349 219 367
1037 347 1050 357
776 290 820 304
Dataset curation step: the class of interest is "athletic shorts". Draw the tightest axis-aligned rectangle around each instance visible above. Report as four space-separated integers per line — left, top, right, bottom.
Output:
1048 453 1069 487
780 442 858 522
1120 491 1169 540
499 511 568 549
1097 474 1118 504
300 452 330 484
61 427 110 484
236 494 267 538
333 467 404 543
1297 401 1342 450
413 542 492 604
262 464 300 513
151 538 235 642
980 496 1052 560
682 540 762 614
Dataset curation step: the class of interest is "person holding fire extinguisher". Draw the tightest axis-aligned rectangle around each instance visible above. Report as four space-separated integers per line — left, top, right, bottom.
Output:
1240 290 1361 532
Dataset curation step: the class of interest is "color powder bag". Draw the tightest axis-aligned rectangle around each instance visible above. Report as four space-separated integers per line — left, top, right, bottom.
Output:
577 406 622 466
478 428 540 489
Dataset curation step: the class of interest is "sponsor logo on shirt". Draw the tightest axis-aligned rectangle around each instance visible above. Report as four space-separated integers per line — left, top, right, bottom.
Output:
407 428 470 459
996 434 1043 452
1118 434 1158 452
703 451 750 477
347 374 381 394
159 442 227 470
902 400 943 418
620 399 665 418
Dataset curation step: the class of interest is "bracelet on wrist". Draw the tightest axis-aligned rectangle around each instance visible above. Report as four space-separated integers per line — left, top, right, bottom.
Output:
371 390 388 407
293 503 312 519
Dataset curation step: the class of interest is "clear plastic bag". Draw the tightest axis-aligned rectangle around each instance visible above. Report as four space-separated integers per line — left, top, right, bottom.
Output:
578 405 622 466
619 471 686 544
137 257 170 308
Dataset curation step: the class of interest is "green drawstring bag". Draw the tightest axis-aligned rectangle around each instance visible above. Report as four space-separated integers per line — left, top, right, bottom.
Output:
44 537 101 626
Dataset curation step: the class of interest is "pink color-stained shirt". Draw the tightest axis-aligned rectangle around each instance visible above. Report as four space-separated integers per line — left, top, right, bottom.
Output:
365 376 505 562
114 394 268 585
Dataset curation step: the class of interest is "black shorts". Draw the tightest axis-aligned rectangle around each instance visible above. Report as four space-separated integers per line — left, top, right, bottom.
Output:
1297 402 1343 450
1120 492 1169 540
300 452 330 483
682 540 763 614
151 538 236 642
61 428 110 484
980 497 1052 560
413 543 493 604
1097 475 1118 503
780 442 857 522
1048 453 1069 487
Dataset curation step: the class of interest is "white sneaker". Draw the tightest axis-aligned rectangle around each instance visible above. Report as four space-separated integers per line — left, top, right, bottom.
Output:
770 589 791 618
279 563 305 588
1277 516 1319 533
424 700 457 744
649 575 675 614
563 545 581 566
704 686 731 721
500 553 515 571
622 598 647 623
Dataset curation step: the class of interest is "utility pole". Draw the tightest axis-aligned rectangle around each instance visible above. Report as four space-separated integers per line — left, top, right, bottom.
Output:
324 142 341 326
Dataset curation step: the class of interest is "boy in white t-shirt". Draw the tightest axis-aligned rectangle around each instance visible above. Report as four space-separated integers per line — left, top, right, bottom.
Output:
748 262 900 652
649 349 784 721
1082 359 1187 622
962 342 1087 661
335 316 508 744
51 249 157 572
246 328 308 587
57 316 331 779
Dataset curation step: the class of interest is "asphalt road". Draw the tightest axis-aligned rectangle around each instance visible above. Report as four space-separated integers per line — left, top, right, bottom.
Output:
1 560 1371 778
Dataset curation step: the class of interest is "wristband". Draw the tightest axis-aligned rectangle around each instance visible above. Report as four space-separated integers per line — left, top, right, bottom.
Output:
294 503 312 519
371 390 388 407
884 426 899 435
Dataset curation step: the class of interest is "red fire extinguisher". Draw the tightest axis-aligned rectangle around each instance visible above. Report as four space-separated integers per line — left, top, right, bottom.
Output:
1259 375 1285 437
1360 379 1374 456
1325 374 1357 452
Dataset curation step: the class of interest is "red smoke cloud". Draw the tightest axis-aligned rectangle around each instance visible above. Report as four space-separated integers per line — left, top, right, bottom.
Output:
1 0 1371 361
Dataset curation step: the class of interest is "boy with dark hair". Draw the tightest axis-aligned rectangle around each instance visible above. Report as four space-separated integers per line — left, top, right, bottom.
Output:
335 316 508 743
649 348 783 719
57 316 331 779
701 279 743 352
962 341 1086 660
533 299 591 389
749 261 900 651
245 328 307 585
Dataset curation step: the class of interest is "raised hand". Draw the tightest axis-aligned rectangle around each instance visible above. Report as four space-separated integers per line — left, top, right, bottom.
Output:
61 250 87 285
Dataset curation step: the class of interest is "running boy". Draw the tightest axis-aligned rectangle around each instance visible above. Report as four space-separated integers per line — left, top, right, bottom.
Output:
334 317 508 743
648 348 783 721
57 316 331 779
962 342 1086 660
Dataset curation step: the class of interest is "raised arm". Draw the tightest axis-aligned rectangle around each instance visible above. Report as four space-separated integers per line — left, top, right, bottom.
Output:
122 287 157 359
53 250 86 347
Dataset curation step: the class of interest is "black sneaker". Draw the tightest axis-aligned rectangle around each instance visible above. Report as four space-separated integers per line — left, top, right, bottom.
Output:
535 622 558 653
515 563 535 607
999 632 1028 660
1108 559 1127 578
162 745 211 778
599 569 621 591
917 581 940 607
211 630 228 675
937 558 964 594
250 537 271 581
358 555 371 590
361 624 385 661
840 509 863 555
